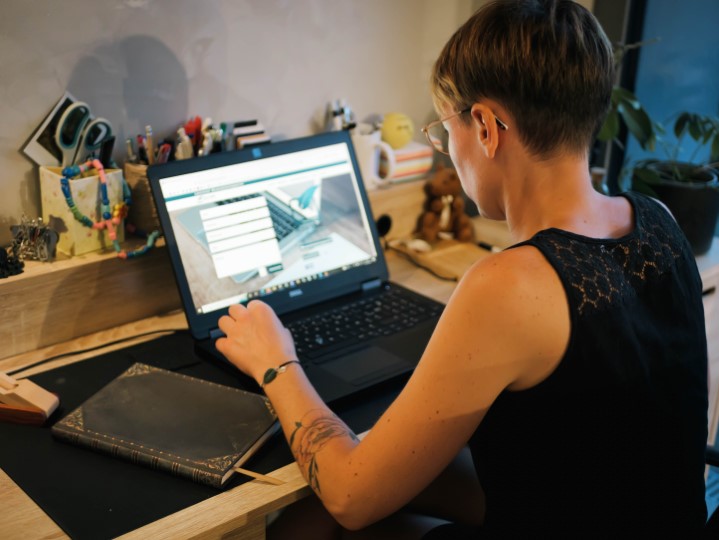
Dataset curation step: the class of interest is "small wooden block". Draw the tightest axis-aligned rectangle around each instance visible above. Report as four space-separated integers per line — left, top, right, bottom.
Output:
0 402 49 426
0 374 59 424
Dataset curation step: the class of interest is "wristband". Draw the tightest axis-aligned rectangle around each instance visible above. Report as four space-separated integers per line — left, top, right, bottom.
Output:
260 360 300 389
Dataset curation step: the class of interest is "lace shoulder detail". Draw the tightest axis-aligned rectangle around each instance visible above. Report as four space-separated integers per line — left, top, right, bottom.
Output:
517 193 686 315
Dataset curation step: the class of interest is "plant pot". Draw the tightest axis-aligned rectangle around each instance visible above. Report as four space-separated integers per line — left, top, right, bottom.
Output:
640 161 719 255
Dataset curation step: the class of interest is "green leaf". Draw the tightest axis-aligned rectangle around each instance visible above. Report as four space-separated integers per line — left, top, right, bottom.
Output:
633 166 662 185
674 112 690 139
688 114 703 140
712 135 719 162
645 132 657 153
597 109 619 141
631 167 661 196
613 87 641 108
704 118 716 143
618 101 654 148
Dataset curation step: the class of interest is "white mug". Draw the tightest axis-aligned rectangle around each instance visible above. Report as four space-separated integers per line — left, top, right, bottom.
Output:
351 124 396 190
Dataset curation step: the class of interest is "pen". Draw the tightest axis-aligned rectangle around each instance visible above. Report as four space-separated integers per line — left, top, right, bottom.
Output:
478 241 502 253
125 137 136 163
145 125 155 165
233 466 285 485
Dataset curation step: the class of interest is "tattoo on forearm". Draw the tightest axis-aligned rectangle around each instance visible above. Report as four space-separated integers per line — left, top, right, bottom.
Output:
289 409 359 494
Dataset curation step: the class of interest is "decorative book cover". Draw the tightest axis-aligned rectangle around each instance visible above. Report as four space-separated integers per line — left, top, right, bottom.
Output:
51 363 279 489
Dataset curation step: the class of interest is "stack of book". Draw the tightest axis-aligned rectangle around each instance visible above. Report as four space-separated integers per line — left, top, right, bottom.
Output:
232 120 271 149
379 141 434 183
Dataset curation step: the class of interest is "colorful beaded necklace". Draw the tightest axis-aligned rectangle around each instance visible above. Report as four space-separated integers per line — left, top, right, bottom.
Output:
60 159 159 259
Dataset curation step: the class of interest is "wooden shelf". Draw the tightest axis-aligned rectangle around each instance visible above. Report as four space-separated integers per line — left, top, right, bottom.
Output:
0 240 181 361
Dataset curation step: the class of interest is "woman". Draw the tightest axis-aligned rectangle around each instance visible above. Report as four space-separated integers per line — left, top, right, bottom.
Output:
217 0 708 536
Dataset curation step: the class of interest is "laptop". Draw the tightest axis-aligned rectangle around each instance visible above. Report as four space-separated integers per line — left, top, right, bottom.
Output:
148 130 444 403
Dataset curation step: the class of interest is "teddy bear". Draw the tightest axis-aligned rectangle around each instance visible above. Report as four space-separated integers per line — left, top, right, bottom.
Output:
415 163 474 243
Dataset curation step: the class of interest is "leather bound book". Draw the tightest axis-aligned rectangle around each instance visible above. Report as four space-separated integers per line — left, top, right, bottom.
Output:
51 363 278 488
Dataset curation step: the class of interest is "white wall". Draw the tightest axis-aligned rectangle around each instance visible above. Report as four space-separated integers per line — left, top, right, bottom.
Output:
0 0 600 247
0 0 477 246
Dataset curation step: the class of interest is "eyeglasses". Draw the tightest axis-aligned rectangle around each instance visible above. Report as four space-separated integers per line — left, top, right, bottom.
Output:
421 107 508 155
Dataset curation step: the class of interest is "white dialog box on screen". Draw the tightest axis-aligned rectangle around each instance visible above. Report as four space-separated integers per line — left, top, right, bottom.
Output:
201 196 281 279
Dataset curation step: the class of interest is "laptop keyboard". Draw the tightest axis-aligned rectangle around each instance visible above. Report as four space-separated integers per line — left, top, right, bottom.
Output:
286 286 443 363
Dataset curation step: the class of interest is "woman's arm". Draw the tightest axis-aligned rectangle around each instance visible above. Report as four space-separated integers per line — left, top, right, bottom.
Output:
216 246 569 530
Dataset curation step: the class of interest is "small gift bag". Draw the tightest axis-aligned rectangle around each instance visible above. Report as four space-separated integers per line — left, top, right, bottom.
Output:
40 164 127 256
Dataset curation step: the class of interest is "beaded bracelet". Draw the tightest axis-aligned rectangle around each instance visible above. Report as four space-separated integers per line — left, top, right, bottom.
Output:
260 360 301 389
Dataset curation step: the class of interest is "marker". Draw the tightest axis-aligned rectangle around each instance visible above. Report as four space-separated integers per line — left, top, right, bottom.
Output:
156 143 171 164
136 134 148 164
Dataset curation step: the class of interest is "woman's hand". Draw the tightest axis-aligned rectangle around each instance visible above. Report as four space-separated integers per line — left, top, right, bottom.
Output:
216 300 298 385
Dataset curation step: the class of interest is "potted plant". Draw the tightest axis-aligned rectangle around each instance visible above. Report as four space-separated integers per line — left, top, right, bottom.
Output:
630 113 719 255
596 43 719 255
596 40 660 159
593 41 659 193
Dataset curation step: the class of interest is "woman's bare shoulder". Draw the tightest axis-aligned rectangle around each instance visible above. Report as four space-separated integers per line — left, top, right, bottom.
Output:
442 245 570 389
460 244 559 297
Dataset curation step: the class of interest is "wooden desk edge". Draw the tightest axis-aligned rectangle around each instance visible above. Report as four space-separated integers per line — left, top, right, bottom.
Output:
118 463 312 540
0 469 67 540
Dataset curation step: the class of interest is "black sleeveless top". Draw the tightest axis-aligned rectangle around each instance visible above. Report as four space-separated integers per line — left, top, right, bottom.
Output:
470 192 708 537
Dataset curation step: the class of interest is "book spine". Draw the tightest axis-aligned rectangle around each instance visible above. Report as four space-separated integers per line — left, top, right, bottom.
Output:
392 150 434 162
235 133 271 148
380 155 433 180
233 122 265 136
51 426 223 488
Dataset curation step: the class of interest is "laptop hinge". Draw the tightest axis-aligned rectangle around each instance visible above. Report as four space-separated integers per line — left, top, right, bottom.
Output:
361 278 382 292
209 328 225 340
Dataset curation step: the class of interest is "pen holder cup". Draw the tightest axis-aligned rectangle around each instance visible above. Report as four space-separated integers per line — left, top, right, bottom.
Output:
124 163 161 235
40 166 126 256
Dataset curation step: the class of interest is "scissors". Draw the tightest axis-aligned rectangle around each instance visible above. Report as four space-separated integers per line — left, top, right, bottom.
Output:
55 102 113 167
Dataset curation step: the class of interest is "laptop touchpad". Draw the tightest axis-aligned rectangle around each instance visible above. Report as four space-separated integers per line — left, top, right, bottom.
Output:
322 346 412 387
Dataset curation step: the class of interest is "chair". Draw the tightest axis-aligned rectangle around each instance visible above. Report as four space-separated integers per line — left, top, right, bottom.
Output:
705 445 719 536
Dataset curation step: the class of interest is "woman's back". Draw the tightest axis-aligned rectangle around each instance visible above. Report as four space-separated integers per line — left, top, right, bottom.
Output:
471 192 708 536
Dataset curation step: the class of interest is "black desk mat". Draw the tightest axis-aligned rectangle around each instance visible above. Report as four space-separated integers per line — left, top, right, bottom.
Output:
0 333 400 539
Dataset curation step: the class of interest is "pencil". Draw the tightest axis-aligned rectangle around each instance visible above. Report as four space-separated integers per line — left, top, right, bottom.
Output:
233 466 285 485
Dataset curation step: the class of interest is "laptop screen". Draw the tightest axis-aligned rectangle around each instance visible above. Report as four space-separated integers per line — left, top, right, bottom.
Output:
149 131 388 339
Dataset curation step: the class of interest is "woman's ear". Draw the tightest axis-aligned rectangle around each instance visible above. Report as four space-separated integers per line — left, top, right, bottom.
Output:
470 104 500 159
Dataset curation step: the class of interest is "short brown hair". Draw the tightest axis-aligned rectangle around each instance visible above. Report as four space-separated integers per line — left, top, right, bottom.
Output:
431 0 614 158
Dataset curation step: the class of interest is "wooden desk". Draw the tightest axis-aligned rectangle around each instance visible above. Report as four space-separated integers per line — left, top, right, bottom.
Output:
4 168 716 538
0 241 487 540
